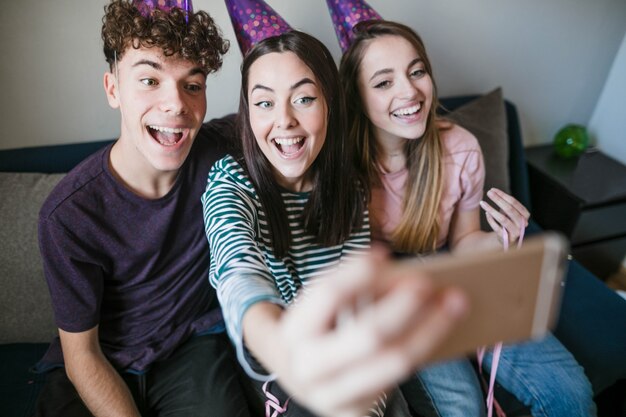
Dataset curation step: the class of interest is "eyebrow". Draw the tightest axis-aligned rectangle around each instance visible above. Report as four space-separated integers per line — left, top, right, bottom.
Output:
132 59 206 77
251 77 316 94
133 59 162 70
368 58 423 82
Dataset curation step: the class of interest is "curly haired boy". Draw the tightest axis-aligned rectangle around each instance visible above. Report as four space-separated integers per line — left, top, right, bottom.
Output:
34 1 256 416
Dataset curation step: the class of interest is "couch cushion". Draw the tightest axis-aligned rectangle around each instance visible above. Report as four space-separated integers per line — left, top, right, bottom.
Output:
446 87 510 194
445 88 510 230
0 173 64 343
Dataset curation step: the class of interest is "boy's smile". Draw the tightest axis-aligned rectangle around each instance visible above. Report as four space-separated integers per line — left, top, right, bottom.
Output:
104 46 207 198
147 125 186 147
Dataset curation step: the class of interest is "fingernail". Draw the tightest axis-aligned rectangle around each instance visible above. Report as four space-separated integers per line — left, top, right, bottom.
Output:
444 290 469 318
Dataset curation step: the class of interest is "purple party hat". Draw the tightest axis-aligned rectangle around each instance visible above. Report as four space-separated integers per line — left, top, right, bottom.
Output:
325 0 382 52
224 0 293 56
133 0 194 18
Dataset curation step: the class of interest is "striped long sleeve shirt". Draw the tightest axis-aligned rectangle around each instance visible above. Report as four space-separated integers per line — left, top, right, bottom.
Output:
202 155 370 379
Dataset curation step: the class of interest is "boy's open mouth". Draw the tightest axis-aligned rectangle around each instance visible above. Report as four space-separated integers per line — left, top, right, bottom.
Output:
273 136 306 156
148 125 184 147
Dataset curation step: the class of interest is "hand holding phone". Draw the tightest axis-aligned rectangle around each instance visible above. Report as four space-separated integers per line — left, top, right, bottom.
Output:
394 232 568 364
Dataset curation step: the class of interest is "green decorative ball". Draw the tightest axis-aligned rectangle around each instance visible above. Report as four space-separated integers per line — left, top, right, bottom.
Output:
553 124 589 158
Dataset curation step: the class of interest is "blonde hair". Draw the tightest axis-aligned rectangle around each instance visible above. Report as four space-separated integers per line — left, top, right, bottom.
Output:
340 20 443 254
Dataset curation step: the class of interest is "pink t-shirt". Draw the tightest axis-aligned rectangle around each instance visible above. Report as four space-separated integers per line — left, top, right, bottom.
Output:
370 124 485 249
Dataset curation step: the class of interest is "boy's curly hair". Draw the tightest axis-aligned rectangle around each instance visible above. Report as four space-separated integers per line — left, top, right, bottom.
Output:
102 0 229 74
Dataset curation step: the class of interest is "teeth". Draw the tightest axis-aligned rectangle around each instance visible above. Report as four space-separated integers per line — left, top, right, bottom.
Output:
148 125 184 134
274 137 304 145
393 104 421 116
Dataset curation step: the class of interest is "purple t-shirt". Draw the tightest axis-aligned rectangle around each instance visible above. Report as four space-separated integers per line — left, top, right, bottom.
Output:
37 118 235 372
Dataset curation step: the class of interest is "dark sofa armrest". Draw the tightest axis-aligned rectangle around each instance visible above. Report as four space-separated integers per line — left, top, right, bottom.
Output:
0 343 49 417
555 259 626 394
0 140 113 173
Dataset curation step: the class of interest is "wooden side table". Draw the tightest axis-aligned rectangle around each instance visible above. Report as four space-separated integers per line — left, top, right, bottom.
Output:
526 145 626 279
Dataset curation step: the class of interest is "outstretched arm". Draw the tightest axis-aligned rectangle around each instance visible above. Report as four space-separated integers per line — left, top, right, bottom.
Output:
242 251 468 417
59 327 141 417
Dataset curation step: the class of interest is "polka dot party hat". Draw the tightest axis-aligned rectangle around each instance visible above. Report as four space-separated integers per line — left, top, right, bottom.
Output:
224 0 293 56
325 0 381 52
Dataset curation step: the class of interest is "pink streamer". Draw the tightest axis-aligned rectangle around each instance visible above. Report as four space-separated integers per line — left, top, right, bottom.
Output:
478 223 525 417
263 380 290 417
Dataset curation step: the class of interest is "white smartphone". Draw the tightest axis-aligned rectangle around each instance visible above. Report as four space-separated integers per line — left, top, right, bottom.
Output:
397 232 568 364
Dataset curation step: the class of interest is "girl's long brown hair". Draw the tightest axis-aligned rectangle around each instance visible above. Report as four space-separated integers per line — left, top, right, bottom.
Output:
340 20 443 254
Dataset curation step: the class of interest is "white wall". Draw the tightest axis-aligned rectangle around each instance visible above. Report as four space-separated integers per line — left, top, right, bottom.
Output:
587 32 626 271
589 32 626 166
1 0 625 149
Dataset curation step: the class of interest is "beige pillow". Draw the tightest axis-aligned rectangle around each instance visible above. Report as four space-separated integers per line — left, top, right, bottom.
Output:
0 172 64 343
446 88 510 230
446 87 510 195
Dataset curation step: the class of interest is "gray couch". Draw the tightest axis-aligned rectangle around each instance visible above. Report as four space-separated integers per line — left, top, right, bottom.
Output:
0 139 111 417
1 93 624 416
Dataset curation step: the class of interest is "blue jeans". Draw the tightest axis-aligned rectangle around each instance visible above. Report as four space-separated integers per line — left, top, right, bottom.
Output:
408 358 485 416
409 334 596 417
